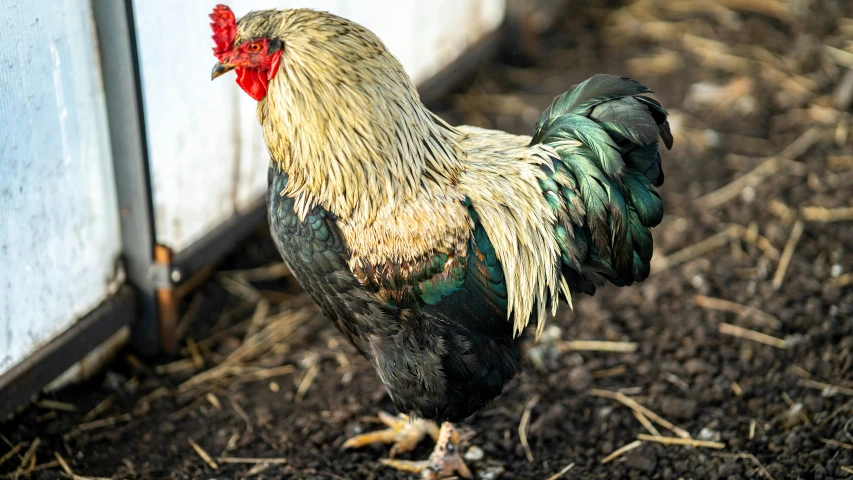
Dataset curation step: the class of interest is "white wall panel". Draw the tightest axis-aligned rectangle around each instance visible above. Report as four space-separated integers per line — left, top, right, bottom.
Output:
0 0 121 376
133 0 505 253
340 0 506 85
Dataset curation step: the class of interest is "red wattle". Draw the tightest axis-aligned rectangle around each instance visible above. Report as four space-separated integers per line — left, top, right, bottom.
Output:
235 68 268 101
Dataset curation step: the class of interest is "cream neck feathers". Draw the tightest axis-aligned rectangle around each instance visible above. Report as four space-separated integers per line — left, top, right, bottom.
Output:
255 10 464 225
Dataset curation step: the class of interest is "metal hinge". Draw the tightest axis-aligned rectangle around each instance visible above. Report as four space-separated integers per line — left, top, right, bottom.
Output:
147 263 173 289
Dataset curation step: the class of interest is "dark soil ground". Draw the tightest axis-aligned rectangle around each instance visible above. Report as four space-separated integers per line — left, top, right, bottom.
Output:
3 1 853 479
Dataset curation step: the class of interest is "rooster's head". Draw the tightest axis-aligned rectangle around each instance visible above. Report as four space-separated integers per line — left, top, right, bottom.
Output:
209 5 284 101
209 4 406 102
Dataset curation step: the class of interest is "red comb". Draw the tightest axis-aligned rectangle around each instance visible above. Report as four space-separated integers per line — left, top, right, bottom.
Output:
210 4 237 55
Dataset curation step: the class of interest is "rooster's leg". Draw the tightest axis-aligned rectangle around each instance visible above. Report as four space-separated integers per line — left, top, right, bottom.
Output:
343 411 439 457
379 422 473 480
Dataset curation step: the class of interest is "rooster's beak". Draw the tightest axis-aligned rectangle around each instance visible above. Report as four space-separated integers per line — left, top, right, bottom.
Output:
211 62 235 80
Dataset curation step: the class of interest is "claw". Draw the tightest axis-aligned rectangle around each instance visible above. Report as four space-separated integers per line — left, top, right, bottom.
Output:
343 413 473 479
379 458 432 474
381 422 473 480
342 411 439 458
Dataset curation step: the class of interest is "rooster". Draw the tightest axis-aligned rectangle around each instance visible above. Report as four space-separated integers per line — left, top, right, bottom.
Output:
210 5 671 478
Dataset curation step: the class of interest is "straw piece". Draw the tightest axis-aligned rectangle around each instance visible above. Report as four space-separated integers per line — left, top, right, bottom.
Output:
633 410 662 437
518 395 540 463
215 457 288 464
591 389 691 438
719 323 788 348
545 462 575 480
821 438 853 450
801 206 853 222
695 129 820 209
637 434 725 449
694 295 781 328
0 443 24 468
798 379 853 397
771 219 805 290
188 439 219 469
600 440 644 464
34 400 77 412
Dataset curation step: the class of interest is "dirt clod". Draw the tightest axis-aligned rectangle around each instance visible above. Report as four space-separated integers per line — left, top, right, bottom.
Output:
658 396 698 420
625 446 657 472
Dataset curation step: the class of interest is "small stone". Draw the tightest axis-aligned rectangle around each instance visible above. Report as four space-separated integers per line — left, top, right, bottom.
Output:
465 445 485 462
527 325 562 372
103 371 127 392
567 366 592 392
659 396 697 419
542 324 562 340
477 461 505 480
704 129 721 148
831 264 843 278
698 427 721 442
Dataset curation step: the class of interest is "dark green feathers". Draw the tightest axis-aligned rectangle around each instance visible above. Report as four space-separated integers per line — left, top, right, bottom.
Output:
533 74 671 293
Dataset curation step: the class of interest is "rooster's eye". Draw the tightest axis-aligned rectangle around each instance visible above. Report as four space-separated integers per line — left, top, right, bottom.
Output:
249 42 262 52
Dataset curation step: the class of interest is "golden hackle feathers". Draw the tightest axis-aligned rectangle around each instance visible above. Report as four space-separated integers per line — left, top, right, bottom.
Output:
250 9 465 222
457 127 579 337
243 8 575 335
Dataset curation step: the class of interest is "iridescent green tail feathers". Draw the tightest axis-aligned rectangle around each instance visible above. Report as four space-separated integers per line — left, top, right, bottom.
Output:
532 74 672 294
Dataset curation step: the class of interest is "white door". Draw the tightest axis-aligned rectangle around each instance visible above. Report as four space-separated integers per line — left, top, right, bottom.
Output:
0 0 122 376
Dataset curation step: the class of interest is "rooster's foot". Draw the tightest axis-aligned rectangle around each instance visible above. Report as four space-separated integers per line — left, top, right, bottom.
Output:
342 411 439 458
379 422 473 480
